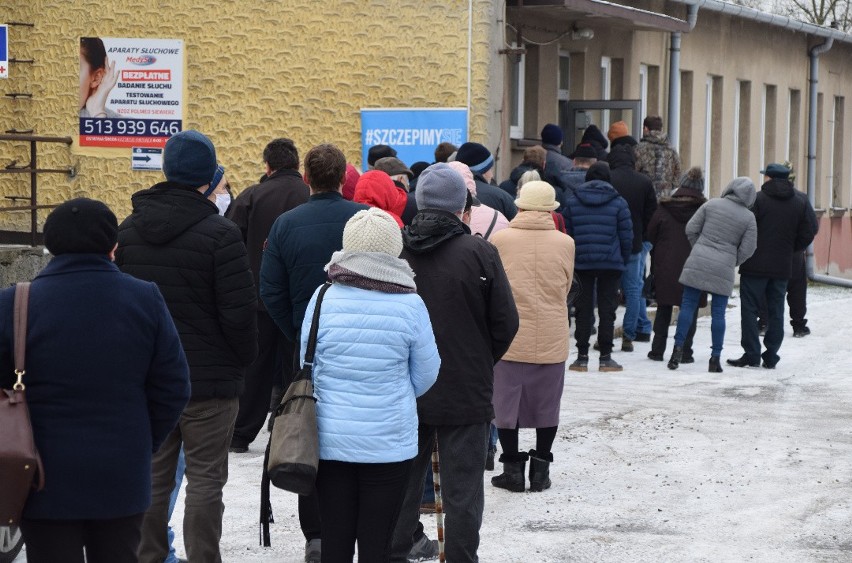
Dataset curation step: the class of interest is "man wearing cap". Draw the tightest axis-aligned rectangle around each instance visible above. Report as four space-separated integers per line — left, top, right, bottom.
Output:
116 130 258 563
540 123 573 186
635 115 681 199
557 143 598 209
390 163 519 563
455 141 518 220
728 163 816 369
260 143 368 563
1 199 190 563
226 138 310 454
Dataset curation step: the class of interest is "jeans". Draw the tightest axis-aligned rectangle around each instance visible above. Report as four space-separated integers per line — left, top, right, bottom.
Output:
739 275 788 367
316 459 412 562
164 448 186 563
21 513 144 563
137 397 239 563
391 423 489 563
675 286 729 357
574 269 622 355
621 242 653 340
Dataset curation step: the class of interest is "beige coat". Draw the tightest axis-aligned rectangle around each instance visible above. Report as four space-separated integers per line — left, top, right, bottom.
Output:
490 211 575 364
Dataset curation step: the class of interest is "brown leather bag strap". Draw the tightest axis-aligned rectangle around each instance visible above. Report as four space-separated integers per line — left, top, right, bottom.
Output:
13 282 31 379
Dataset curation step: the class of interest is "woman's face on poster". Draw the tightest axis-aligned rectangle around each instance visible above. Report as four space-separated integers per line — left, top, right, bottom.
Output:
79 51 104 108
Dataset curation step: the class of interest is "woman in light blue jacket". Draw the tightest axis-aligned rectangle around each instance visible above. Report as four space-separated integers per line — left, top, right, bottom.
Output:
300 207 440 563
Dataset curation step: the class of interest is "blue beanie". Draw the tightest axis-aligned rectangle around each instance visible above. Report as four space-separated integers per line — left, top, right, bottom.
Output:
415 163 467 213
455 142 494 175
541 123 563 146
163 130 217 188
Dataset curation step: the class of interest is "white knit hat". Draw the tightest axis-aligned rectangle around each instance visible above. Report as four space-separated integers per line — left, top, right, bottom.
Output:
342 207 403 257
515 180 559 212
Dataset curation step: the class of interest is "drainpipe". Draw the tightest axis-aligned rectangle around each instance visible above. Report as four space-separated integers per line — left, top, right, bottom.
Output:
667 5 698 150
805 37 852 287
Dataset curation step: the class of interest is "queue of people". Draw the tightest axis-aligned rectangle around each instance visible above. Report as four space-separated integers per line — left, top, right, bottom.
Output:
0 118 819 563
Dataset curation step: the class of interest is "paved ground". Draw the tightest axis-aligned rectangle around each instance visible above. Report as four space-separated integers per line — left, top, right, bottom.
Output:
13 284 852 562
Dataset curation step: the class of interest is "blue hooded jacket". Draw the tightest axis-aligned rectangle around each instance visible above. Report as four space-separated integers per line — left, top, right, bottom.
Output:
562 179 633 271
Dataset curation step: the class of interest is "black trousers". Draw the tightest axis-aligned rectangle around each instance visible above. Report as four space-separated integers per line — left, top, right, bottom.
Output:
757 251 808 330
21 513 144 563
317 459 412 562
574 269 622 355
651 304 698 357
232 310 294 447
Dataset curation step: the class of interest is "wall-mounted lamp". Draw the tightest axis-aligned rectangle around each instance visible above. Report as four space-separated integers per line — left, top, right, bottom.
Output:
571 27 594 40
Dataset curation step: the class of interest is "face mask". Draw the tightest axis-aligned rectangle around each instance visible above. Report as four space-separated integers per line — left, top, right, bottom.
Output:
215 193 231 216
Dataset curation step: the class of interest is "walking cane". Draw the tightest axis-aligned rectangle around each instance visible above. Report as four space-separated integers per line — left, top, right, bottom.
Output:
431 432 445 562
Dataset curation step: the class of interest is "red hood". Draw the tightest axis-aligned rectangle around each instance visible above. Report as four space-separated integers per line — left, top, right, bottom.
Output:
353 170 407 226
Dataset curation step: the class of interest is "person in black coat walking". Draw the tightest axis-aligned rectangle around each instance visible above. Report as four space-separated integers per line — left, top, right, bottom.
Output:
646 168 707 362
116 130 258 563
0 199 190 563
226 138 310 453
607 142 657 350
729 163 816 369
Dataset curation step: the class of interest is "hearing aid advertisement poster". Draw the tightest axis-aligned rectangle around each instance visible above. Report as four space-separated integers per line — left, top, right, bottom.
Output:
79 37 184 148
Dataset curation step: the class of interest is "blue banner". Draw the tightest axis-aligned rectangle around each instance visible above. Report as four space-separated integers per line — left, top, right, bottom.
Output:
0 25 8 79
360 108 468 170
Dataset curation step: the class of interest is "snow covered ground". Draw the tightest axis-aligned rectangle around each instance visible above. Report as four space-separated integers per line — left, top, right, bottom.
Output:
14 284 852 562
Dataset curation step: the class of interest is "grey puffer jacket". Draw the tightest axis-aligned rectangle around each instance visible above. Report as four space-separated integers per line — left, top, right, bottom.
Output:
679 177 758 296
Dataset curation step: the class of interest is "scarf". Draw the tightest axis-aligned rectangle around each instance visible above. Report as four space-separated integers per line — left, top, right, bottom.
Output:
325 251 416 294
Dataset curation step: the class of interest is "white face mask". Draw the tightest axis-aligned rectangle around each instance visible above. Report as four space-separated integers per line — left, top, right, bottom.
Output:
215 193 231 216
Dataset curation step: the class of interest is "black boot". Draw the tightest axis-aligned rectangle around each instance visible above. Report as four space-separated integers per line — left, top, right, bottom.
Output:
667 345 683 370
491 452 528 492
528 449 553 492
708 356 723 373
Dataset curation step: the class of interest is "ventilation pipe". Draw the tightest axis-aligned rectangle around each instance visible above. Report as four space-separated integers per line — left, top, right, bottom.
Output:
667 4 698 149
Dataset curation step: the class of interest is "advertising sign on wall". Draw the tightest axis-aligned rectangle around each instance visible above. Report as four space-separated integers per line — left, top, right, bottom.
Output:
78 37 184 148
0 25 8 79
360 108 468 169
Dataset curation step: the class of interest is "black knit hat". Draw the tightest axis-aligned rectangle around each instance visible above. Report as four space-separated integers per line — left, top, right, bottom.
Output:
44 198 118 256
585 162 611 182
367 145 397 167
455 142 494 174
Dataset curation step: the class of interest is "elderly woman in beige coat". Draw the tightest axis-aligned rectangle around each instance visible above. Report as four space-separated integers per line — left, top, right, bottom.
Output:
489 180 575 493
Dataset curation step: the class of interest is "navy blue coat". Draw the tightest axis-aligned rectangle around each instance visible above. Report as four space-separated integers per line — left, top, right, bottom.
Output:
260 191 368 341
0 255 190 519
562 179 633 271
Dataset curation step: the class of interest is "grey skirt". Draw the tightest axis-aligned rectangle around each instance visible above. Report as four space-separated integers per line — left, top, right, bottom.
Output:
493 360 566 429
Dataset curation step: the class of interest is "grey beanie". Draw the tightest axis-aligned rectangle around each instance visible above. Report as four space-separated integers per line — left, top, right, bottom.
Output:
415 163 467 213
678 166 705 194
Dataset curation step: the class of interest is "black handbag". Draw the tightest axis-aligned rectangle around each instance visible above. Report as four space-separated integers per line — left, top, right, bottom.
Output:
265 283 331 495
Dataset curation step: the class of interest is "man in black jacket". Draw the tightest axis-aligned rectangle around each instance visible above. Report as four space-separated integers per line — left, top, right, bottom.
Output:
729 163 816 369
226 138 310 453
390 163 519 563
116 130 258 563
607 141 657 350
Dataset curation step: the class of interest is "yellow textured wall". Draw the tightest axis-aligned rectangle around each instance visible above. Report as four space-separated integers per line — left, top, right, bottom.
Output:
0 0 495 229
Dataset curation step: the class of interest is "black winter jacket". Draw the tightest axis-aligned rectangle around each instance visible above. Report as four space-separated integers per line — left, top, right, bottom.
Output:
116 183 258 399
402 210 519 426
739 178 817 279
473 174 518 220
227 168 310 310
607 145 657 253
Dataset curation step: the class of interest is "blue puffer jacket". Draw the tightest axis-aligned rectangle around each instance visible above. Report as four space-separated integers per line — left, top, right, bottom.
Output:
300 283 440 463
562 179 633 271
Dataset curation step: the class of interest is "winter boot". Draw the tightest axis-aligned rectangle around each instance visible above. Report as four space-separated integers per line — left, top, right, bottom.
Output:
647 350 665 361
569 354 589 372
708 356 723 373
667 345 683 370
598 354 623 372
491 452 528 492
528 449 553 492
621 337 634 352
